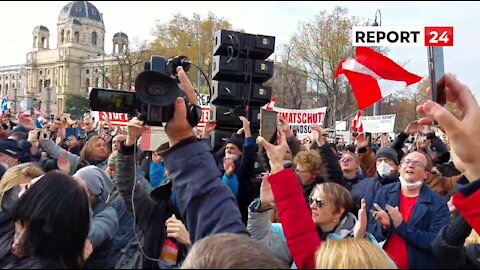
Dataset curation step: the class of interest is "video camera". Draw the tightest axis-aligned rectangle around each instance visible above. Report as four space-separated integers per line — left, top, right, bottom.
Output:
89 55 202 127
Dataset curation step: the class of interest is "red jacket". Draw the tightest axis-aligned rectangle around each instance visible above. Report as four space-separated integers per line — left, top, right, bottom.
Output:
269 169 321 269
452 178 480 233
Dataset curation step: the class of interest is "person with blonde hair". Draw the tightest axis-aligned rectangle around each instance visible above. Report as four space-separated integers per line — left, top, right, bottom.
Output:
0 162 44 213
315 237 396 269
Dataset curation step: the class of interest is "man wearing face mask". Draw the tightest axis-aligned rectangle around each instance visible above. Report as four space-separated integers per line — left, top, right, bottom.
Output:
355 147 400 212
218 116 256 224
367 151 450 269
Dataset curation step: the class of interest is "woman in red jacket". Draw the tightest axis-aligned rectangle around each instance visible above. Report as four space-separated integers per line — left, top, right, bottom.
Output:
257 130 371 269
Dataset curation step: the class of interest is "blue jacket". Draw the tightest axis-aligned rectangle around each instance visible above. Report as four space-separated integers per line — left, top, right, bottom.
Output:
355 173 399 215
164 138 247 243
367 182 450 269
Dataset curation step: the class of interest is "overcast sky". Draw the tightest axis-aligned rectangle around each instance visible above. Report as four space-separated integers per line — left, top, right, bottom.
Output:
1 1 479 100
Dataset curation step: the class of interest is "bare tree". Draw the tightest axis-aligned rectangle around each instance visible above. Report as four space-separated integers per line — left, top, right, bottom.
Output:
99 39 149 90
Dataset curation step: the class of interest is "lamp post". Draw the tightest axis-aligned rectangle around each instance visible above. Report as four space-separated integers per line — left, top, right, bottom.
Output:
372 9 382 116
195 17 202 94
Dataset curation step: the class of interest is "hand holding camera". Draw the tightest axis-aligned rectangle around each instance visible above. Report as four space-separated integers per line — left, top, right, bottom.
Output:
28 129 51 143
164 66 199 147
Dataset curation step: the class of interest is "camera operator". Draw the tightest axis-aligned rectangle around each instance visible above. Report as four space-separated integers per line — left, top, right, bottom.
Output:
114 66 246 268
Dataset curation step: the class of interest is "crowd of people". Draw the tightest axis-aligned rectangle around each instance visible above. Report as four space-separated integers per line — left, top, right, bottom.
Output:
0 67 478 269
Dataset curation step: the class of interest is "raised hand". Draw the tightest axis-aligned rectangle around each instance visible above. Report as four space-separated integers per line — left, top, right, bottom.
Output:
404 120 422 135
164 66 198 146
279 116 294 138
257 129 289 174
202 120 217 139
259 172 274 210
20 115 36 130
355 133 368 149
125 117 143 146
311 125 325 147
239 116 251 138
354 198 367 239
417 74 480 181
223 157 235 176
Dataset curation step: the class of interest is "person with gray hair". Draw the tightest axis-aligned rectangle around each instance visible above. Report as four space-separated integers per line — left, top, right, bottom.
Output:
74 165 119 269
181 233 288 269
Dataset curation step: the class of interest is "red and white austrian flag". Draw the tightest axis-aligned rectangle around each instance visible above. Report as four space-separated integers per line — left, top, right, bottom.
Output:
335 47 422 110
262 97 276 111
352 110 364 133
352 26 454 47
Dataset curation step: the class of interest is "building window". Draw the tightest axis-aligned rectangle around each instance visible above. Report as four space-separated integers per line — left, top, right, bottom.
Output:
47 70 50 75
74 32 80 42
18 75 21 79
5 84 8 91
76 6 82 12
11 76 14 80
39 71 43 75
86 69 90 74
11 83 15 89
92 32 98 46
86 78 90 88
61 29 65 42
95 69 99 74
105 68 109 73
4 76 8 80
95 77 100 87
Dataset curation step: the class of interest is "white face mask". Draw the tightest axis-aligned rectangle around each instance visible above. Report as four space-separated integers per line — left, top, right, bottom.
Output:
225 153 239 162
376 161 393 177
399 175 423 190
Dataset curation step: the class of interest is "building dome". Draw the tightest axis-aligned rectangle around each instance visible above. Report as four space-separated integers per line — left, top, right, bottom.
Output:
58 1 102 23
33 25 49 32
113 32 128 39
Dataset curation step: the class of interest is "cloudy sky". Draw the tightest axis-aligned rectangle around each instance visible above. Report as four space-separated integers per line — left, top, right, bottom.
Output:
1 1 479 100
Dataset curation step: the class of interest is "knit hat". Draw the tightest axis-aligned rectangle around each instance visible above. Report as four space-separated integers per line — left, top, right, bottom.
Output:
225 137 244 152
374 147 399 165
0 139 21 159
74 165 114 202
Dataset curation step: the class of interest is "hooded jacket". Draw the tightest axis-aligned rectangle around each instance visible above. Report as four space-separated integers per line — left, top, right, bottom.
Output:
74 166 119 269
114 143 188 269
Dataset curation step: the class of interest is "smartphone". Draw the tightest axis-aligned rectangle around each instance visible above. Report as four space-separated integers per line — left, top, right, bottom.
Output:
260 109 278 143
427 46 446 106
365 132 372 143
65 128 79 139
39 130 51 141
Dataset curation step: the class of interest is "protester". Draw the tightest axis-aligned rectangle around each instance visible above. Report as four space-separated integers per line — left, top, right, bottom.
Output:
0 163 44 214
367 151 450 268
315 237 396 269
0 171 90 268
181 233 288 269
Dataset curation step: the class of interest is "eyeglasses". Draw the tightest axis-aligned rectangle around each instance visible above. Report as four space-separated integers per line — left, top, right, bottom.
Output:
402 159 426 169
309 197 327 208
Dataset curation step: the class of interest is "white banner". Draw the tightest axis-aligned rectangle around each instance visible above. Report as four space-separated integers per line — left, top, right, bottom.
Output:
362 114 396 133
90 111 129 126
274 107 327 139
335 121 347 131
196 106 327 140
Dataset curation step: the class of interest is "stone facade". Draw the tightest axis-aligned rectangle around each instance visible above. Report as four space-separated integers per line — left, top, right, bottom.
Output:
0 1 129 115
